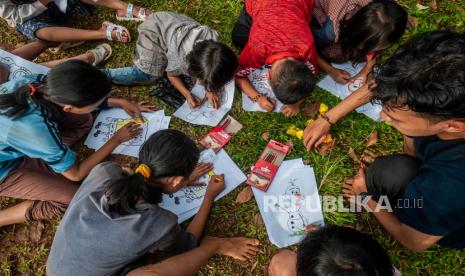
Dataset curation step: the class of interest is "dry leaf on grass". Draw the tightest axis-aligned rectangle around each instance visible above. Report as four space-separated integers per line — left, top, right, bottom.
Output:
211 19 221 27
261 131 270 141
348 147 360 163
252 213 264 225
285 140 294 150
431 0 438 10
235 186 253 203
318 139 336 156
303 101 321 117
28 221 45 244
365 132 378 148
407 14 419 29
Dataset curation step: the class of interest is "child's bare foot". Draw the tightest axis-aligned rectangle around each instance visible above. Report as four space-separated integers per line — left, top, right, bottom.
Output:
215 237 260 261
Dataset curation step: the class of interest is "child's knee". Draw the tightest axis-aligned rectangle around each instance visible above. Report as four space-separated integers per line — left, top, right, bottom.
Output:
35 28 54 41
269 250 297 276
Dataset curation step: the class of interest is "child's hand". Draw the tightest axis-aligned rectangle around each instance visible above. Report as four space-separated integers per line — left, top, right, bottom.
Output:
303 117 332 150
111 122 142 144
116 99 155 118
187 94 201 108
206 91 220 109
188 163 214 186
205 174 225 200
258 96 275 112
329 68 351 84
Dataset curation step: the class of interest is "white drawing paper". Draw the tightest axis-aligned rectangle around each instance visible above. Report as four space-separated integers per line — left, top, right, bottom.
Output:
317 62 382 121
84 108 170 158
173 80 235 126
253 159 325 248
0 49 49 80
242 66 284 112
53 0 68 13
160 149 247 222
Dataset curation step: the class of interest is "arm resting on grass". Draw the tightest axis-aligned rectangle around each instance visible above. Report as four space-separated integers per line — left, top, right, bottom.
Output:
367 199 442 252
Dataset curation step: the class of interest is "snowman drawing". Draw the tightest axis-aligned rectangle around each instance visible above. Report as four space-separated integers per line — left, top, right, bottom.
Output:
275 178 308 234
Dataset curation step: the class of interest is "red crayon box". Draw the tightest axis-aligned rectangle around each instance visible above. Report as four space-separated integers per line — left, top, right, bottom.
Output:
246 140 291 191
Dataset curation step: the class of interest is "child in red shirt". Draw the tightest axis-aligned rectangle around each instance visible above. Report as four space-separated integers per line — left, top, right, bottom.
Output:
234 0 318 117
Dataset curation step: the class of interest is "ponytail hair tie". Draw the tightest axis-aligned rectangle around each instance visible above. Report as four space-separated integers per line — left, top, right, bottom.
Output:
135 164 152 179
28 84 38 96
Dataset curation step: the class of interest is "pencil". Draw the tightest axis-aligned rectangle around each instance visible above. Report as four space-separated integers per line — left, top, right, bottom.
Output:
221 117 231 129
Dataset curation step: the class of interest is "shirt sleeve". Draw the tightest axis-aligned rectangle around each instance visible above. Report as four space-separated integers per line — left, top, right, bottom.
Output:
395 170 465 237
0 1 47 25
6 115 76 174
236 46 257 77
149 220 197 254
0 74 42 94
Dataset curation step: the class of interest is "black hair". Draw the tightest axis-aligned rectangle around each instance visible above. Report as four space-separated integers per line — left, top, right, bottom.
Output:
0 60 111 121
340 0 407 62
10 0 38 4
187 40 238 93
270 59 315 104
105 129 200 215
297 225 393 276
372 31 465 121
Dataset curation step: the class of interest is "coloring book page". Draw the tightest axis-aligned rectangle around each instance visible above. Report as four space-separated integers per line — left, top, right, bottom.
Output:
242 66 284 112
317 62 382 121
253 159 325 248
173 80 235 126
84 108 170 158
160 149 247 222
0 50 49 80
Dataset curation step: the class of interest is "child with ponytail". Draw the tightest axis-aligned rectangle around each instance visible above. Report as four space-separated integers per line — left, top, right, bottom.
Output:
0 60 153 228
47 129 260 276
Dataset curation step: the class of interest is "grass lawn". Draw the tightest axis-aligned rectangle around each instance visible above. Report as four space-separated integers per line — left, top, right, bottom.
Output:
1 0 465 275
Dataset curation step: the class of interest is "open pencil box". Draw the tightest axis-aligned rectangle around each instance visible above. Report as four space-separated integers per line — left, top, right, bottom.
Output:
246 140 291 192
200 115 243 153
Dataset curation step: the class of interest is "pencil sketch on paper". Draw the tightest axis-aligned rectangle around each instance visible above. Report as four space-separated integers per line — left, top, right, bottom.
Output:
242 66 284 112
274 179 308 235
185 89 229 121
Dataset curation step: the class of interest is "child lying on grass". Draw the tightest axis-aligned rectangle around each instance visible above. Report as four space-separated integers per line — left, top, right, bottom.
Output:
47 129 260 275
0 60 153 228
232 0 318 117
104 11 237 110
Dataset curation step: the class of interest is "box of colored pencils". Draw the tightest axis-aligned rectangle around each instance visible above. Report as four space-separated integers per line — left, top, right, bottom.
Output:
246 140 291 191
200 116 243 153
200 126 232 153
219 115 243 134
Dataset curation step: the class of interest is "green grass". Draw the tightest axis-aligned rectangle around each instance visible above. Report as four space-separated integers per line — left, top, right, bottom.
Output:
1 0 465 275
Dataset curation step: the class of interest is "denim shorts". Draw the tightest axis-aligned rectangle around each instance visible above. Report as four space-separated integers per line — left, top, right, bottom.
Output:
311 16 336 50
16 0 91 41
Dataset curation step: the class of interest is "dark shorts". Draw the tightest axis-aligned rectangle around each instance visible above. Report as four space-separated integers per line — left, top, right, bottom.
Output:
16 0 92 41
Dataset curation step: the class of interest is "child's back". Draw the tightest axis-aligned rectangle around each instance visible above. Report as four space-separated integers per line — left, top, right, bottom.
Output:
237 0 318 77
134 12 218 78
